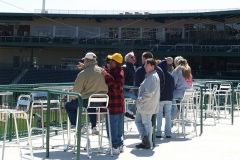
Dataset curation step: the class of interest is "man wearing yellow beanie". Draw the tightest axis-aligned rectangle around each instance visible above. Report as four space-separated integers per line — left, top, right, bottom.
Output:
102 53 125 155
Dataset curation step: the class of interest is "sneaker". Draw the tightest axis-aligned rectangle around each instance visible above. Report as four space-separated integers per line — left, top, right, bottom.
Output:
112 147 120 155
156 135 162 138
92 127 99 135
119 145 124 153
81 126 87 134
125 112 135 119
135 143 146 149
71 125 76 129
106 147 120 155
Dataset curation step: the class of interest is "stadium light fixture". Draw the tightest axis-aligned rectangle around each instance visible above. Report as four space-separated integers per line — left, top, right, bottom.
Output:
41 0 46 13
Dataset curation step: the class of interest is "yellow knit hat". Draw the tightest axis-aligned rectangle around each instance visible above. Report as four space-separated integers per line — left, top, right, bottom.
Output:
107 53 123 64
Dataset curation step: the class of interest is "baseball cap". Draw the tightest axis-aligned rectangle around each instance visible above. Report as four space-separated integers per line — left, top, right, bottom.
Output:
84 52 97 60
107 53 123 64
165 57 173 64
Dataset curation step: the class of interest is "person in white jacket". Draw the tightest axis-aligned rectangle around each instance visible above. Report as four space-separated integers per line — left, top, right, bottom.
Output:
135 58 160 149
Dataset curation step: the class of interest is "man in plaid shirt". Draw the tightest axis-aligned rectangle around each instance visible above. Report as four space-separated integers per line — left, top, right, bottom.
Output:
102 53 125 155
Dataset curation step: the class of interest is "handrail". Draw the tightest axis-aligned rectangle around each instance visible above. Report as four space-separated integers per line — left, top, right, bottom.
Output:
203 80 240 125
0 86 83 160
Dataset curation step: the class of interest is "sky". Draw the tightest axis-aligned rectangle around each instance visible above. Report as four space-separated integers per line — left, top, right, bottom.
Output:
0 0 240 13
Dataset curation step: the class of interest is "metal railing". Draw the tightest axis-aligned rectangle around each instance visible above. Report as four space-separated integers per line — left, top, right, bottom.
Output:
34 8 240 15
0 80 240 159
0 83 83 160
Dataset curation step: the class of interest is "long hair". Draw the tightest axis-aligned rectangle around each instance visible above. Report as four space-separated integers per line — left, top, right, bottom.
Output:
178 59 192 79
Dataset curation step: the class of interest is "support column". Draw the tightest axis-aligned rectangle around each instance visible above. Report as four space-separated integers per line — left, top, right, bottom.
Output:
53 25 56 38
118 27 121 39
182 27 185 39
140 27 143 39
76 26 79 38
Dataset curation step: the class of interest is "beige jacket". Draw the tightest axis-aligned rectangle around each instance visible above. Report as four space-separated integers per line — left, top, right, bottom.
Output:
73 61 108 99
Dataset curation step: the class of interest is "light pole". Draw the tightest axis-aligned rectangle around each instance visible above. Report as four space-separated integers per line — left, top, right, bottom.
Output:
41 0 46 13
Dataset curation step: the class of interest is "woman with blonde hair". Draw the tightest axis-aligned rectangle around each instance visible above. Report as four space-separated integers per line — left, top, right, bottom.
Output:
177 59 192 86
171 58 193 120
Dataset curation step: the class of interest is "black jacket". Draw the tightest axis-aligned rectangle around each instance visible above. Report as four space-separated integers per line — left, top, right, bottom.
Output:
158 60 174 101
135 64 165 96
123 62 135 86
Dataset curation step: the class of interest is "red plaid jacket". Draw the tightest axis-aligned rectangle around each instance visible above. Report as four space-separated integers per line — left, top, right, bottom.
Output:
104 67 125 114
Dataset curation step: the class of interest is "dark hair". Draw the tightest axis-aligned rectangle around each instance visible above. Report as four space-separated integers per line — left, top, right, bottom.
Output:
146 58 156 68
142 51 153 59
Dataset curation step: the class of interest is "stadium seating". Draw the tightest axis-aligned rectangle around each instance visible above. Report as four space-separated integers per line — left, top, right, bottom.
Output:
0 69 20 85
18 69 79 84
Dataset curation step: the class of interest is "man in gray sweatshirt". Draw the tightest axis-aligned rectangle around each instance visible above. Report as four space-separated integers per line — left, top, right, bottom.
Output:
135 58 160 149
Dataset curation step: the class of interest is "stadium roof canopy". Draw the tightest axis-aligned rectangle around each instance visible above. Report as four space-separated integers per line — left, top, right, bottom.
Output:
0 9 240 21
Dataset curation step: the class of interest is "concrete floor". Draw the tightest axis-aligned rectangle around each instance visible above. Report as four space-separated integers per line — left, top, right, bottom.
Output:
1 113 240 160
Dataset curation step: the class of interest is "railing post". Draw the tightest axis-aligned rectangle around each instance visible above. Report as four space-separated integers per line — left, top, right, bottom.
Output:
200 86 203 135
8 92 16 142
76 96 83 160
46 91 51 158
231 83 234 125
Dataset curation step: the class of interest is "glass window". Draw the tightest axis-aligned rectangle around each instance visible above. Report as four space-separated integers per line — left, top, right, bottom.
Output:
121 28 140 39
78 26 99 39
55 26 76 38
31 25 53 37
142 28 156 39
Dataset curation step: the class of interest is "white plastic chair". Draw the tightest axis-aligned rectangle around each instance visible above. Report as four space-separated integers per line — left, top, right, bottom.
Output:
214 84 232 119
75 94 112 158
0 95 33 160
29 92 65 148
124 98 135 134
202 85 218 125
235 83 240 115
173 89 197 138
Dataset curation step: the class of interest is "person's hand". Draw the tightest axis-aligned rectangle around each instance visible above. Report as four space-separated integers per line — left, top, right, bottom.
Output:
137 97 143 104
101 69 108 76
76 62 84 70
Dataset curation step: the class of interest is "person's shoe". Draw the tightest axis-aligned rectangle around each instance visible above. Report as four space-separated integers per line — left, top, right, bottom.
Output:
142 136 151 149
135 143 146 149
119 145 124 153
112 147 120 155
125 112 135 119
71 125 76 130
106 147 120 155
156 135 162 138
166 136 171 138
81 126 87 134
92 127 99 135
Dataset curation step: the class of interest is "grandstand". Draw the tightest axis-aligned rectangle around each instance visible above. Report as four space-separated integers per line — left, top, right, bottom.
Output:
0 10 240 84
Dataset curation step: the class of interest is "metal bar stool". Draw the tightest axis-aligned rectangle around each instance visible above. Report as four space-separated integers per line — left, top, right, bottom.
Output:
172 89 197 138
0 95 33 160
29 92 65 148
74 94 112 158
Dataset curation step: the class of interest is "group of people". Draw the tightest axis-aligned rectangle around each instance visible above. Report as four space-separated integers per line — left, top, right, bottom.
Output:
65 51 193 155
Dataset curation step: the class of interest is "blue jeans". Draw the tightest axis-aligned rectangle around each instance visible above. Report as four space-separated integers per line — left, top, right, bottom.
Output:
156 101 172 137
135 112 153 147
65 99 96 128
106 113 124 149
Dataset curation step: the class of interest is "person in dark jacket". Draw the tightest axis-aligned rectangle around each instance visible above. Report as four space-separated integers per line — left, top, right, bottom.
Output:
123 51 136 86
156 60 175 138
123 52 137 117
135 52 165 96
102 53 125 155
